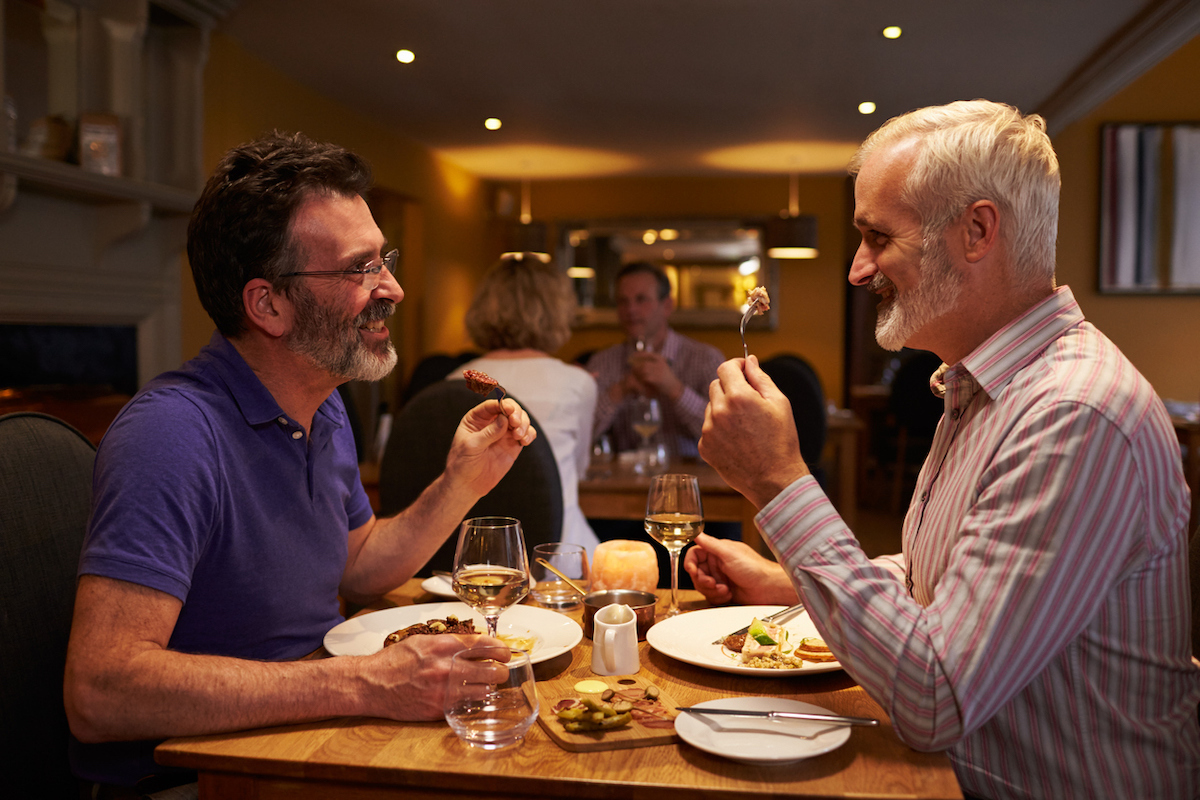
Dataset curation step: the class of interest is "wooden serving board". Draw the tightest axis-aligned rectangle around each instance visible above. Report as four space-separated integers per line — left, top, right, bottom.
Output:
536 674 680 752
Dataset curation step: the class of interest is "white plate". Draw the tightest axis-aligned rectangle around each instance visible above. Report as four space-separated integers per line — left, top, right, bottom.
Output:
420 575 456 599
675 697 852 764
645 605 842 676
323 602 582 665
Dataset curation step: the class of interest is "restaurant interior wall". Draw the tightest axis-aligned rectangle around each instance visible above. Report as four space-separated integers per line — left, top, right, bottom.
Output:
1054 32 1200 401
525 173 850 406
190 32 494 407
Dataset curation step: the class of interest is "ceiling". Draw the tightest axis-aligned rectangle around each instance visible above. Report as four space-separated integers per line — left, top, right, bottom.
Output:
218 0 1198 179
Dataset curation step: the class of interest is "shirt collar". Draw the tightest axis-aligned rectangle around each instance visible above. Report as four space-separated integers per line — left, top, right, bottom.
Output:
202 331 344 431
949 285 1085 401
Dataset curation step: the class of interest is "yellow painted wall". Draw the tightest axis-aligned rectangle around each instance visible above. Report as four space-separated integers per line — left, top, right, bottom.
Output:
1054 35 1200 401
527 174 851 403
188 33 491 389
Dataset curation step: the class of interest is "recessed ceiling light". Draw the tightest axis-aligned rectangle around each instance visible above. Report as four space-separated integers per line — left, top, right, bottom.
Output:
882 26 902 39
858 101 877 115
395 49 415 63
484 118 502 131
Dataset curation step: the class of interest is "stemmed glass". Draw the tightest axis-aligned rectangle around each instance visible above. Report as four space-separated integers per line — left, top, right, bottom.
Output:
451 517 530 639
644 474 704 617
631 396 661 474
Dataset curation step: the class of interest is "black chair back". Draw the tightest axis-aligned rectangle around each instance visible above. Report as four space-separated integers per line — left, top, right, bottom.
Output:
377 381 563 576
760 354 828 481
0 412 96 797
398 352 480 409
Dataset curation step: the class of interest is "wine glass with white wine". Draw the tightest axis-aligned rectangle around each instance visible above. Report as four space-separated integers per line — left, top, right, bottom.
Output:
631 396 661 474
644 474 704 617
451 517 530 639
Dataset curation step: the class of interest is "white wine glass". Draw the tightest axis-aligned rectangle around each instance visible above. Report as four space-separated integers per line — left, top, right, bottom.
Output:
451 516 530 639
644 473 704 617
631 396 661 474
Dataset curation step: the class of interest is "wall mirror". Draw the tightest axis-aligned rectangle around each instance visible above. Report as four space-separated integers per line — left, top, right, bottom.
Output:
1099 122 1200 294
558 218 779 330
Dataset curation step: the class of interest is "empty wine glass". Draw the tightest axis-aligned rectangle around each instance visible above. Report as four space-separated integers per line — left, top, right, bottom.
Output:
644 474 704 617
451 517 530 638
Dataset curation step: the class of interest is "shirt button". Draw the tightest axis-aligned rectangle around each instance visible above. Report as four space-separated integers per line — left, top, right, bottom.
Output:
291 431 303 440
278 417 287 425
920 491 929 502
950 408 961 420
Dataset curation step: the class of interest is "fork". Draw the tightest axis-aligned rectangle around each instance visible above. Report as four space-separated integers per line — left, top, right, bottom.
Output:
712 602 806 645
739 297 764 358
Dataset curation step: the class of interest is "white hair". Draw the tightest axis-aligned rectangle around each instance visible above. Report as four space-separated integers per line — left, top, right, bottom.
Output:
849 100 1060 286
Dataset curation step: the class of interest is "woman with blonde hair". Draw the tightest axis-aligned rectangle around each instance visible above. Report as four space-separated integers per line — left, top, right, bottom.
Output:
451 254 599 552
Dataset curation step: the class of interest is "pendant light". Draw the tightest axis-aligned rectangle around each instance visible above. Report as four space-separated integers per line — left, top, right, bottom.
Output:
764 173 819 260
501 179 550 262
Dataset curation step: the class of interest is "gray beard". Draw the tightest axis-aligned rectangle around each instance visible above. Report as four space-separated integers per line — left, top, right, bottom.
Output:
285 287 397 382
872 234 962 352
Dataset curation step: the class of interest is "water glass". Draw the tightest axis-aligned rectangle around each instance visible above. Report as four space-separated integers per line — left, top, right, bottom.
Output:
444 647 539 750
530 542 589 610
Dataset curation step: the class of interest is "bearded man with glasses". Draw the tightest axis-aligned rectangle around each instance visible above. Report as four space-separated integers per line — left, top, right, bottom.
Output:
64 132 536 793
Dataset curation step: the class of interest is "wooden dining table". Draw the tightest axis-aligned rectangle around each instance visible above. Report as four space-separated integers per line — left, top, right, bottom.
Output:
157 579 962 800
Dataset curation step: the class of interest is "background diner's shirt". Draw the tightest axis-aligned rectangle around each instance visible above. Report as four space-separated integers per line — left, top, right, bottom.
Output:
758 287 1200 799
587 328 723 458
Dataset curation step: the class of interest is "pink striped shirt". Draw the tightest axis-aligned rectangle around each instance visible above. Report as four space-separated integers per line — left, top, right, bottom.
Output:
759 287 1200 798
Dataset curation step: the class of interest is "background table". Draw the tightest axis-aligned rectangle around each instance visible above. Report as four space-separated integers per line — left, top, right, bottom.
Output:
158 580 961 800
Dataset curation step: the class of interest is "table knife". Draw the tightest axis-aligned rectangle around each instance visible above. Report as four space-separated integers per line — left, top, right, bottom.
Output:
711 602 806 645
676 707 878 727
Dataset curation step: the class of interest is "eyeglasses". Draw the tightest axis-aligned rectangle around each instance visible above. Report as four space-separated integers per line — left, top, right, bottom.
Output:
280 249 399 292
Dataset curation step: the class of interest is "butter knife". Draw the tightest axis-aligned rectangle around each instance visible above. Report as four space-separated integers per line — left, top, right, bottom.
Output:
676 707 877 727
711 602 806 645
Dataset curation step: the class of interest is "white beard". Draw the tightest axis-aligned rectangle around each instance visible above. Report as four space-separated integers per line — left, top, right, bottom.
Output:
872 234 962 352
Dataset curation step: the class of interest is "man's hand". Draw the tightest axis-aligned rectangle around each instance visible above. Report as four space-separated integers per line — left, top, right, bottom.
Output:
628 352 683 402
360 633 507 720
699 356 809 508
683 533 797 606
444 398 536 499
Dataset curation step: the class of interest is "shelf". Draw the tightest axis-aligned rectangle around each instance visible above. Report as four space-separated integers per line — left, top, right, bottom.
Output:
0 151 196 214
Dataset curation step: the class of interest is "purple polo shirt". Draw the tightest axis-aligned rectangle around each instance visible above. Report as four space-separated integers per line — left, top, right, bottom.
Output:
79 332 374 661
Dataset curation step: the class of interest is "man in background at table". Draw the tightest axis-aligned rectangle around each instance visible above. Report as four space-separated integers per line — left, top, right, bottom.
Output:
586 262 723 459
63 132 532 791
685 100 1200 799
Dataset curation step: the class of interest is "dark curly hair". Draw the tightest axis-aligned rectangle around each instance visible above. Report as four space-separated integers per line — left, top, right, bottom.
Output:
186 131 373 337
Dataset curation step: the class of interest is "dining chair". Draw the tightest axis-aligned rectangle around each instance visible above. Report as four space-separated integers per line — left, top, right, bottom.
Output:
377 380 563 576
881 350 945 513
0 412 97 798
760 353 828 488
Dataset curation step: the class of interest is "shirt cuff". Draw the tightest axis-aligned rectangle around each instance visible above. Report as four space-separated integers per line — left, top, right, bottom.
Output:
755 474 849 565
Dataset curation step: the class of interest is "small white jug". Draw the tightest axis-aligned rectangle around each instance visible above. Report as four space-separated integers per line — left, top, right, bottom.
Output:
591 603 639 676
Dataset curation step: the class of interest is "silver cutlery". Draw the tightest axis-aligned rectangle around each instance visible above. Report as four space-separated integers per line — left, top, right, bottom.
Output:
712 602 806 645
676 707 878 727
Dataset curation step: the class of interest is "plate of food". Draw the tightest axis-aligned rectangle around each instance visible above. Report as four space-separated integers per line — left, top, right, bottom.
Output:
645 605 841 676
324 602 582 664
674 696 851 764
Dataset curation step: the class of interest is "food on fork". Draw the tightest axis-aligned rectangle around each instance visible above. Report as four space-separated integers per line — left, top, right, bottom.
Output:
463 369 504 396
382 616 478 647
748 285 770 313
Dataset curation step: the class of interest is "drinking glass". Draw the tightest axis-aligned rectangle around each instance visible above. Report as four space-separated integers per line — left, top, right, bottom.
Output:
644 473 704 617
444 647 538 750
451 516 530 638
530 542 589 610
631 396 661 474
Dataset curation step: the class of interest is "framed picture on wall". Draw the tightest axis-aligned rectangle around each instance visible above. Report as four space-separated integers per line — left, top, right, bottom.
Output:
1098 122 1200 294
